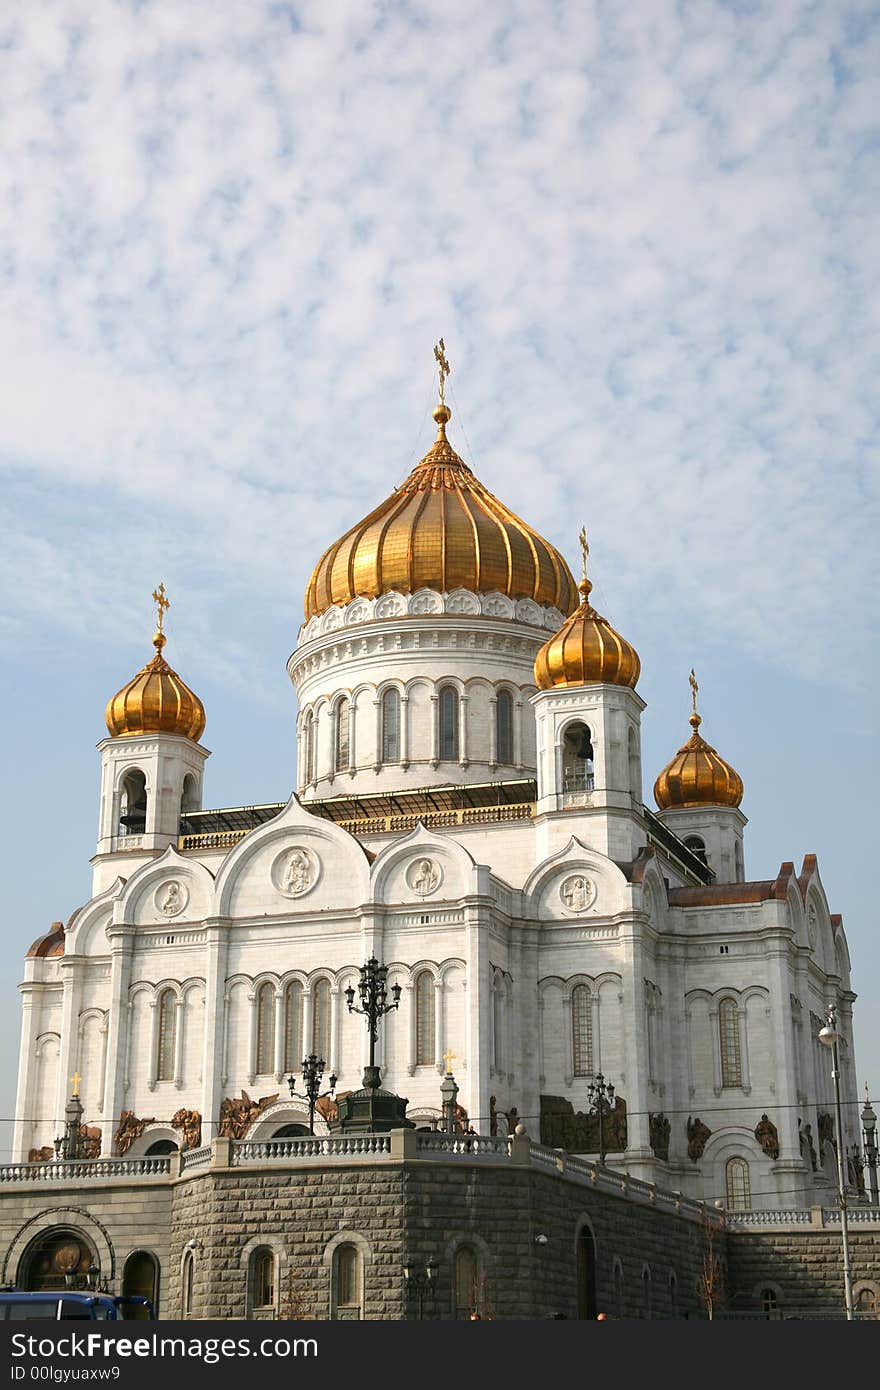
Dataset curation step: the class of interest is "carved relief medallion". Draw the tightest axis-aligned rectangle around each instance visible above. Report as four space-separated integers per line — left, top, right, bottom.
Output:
156 880 187 917
407 857 441 897
273 846 319 898
559 874 596 913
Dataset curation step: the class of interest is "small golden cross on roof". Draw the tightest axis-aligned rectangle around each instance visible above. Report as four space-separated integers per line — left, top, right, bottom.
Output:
433 339 451 402
70 1072 82 1098
578 526 589 582
442 1048 455 1074
689 667 699 715
152 582 170 634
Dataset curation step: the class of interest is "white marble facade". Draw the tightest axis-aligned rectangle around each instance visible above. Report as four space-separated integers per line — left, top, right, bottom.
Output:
14 583 859 1212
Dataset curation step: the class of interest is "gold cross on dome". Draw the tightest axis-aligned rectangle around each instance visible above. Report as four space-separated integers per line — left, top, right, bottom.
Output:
433 339 451 402
442 1048 455 1074
578 526 589 582
152 582 170 634
689 668 699 715
70 1072 82 1098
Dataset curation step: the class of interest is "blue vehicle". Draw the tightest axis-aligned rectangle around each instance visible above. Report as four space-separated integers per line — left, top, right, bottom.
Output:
0 1290 155 1320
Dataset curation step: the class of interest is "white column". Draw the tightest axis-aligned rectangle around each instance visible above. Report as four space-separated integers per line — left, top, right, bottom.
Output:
488 696 498 767
147 999 159 1091
400 693 410 768
429 692 439 767
765 951 802 1189
173 995 185 1089
464 906 489 1131
330 985 341 1076
406 981 416 1076
302 993 313 1064
56 958 84 1125
348 697 358 775
246 990 257 1085
620 922 652 1167
102 926 135 1151
459 693 469 767
273 987 285 1081
434 976 445 1075
373 698 382 771
12 987 38 1162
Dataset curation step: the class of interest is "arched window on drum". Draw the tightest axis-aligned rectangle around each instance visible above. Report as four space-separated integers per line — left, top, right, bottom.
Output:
496 690 514 766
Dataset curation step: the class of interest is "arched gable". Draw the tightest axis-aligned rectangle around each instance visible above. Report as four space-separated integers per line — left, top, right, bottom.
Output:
64 878 126 957
370 823 480 907
115 847 214 927
523 837 630 920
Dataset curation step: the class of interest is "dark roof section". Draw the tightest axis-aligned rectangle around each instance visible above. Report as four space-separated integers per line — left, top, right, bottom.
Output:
27 921 65 958
668 861 795 908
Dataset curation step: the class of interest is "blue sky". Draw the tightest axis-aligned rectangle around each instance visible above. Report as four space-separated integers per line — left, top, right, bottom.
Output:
0 1 878 1157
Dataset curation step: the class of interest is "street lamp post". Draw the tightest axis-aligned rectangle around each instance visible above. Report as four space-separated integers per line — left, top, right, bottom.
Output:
862 1087 879 1207
403 1261 437 1320
288 1055 337 1136
817 1004 855 1320
587 1072 615 1164
345 956 402 1088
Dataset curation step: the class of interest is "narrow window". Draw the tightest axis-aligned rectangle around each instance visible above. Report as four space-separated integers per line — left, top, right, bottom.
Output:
438 687 459 761
333 1245 361 1320
335 700 350 773
576 1229 597 1320
251 1249 275 1313
157 989 176 1082
496 690 513 765
415 972 435 1066
284 982 304 1072
726 1156 751 1210
256 982 275 1076
642 1267 652 1319
303 712 315 785
669 1272 678 1319
572 985 593 1077
382 689 400 762
454 1246 479 1319
182 1251 194 1318
719 999 743 1087
312 979 330 1061
613 1262 624 1318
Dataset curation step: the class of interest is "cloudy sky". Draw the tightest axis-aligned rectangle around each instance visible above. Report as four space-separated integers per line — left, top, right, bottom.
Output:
1 1 878 1160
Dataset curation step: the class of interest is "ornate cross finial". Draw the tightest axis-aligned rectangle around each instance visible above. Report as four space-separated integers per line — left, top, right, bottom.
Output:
70 1072 82 1098
442 1048 455 1075
433 339 451 402
152 582 170 634
578 526 589 582
689 667 699 715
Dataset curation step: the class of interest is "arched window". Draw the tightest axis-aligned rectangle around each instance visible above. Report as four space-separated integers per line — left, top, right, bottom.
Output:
438 687 459 761
726 1156 751 1210
684 835 709 868
156 989 176 1082
760 1287 780 1318
613 1260 624 1318
122 1251 159 1317
571 985 593 1077
256 982 275 1076
856 1287 878 1315
496 690 514 765
145 1139 177 1156
179 774 199 820
332 1244 362 1320
576 1229 597 1320
303 712 315 786
20 1228 97 1292
669 1271 678 1319
454 1245 479 1319
562 722 593 793
382 689 400 763
492 979 504 1072
628 726 641 800
334 700 350 773
719 999 743 1087
182 1251 194 1318
415 972 434 1066
249 1248 276 1317
312 979 331 1061
284 982 304 1073
642 1267 652 1319
119 769 147 836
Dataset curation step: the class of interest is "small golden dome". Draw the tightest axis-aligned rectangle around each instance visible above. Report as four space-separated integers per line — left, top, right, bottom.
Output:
304 396 578 621
654 675 742 809
533 576 640 690
105 587 205 742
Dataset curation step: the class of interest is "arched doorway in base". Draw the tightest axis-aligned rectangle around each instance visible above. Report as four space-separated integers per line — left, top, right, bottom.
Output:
121 1250 159 1316
18 1227 99 1292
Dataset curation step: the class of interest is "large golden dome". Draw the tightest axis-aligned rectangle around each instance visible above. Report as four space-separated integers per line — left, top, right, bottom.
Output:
654 679 742 809
304 401 578 621
534 576 640 690
105 587 205 742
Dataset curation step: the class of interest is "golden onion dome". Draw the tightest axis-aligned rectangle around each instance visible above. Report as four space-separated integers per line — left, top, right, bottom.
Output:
105 585 205 742
304 397 578 621
653 672 743 809
533 564 640 689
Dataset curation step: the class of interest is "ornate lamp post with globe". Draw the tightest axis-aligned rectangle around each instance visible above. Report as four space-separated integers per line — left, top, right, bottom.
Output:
287 1054 336 1136
587 1073 615 1164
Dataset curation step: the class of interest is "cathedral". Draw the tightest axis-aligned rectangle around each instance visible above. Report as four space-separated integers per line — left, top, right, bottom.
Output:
5 352 869 1318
